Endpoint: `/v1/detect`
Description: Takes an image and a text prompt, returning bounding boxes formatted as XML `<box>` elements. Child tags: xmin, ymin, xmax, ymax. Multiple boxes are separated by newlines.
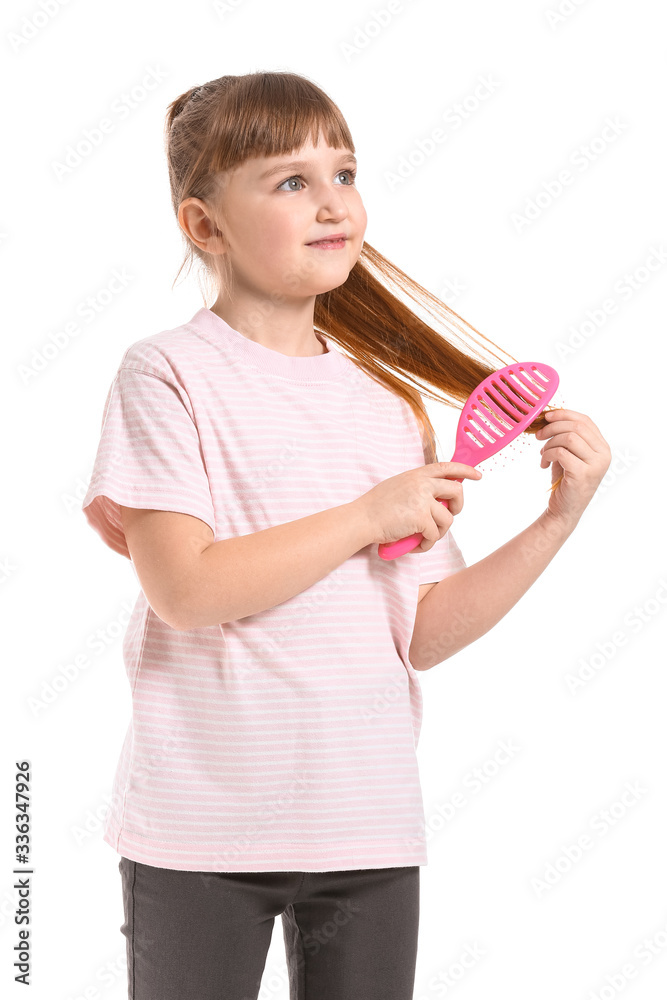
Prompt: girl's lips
<box><xmin>307</xmin><ymin>238</ymin><xmax>347</xmax><ymax>248</ymax></box>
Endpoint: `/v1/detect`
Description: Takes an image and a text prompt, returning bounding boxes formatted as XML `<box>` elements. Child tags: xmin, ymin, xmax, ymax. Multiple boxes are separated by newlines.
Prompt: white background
<box><xmin>3</xmin><ymin>0</ymin><xmax>666</xmax><ymax>998</ymax></box>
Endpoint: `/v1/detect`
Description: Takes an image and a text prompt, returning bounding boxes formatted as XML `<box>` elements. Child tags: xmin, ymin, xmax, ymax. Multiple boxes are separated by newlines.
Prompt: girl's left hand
<box><xmin>535</xmin><ymin>409</ymin><xmax>612</xmax><ymax>528</ymax></box>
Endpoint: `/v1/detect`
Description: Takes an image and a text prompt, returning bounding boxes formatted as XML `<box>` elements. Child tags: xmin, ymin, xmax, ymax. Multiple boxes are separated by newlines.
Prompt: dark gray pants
<box><xmin>119</xmin><ymin>856</ymin><xmax>420</xmax><ymax>999</ymax></box>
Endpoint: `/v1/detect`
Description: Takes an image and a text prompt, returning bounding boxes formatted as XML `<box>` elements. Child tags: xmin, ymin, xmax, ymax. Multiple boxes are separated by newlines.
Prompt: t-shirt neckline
<box><xmin>191</xmin><ymin>307</ymin><xmax>350</xmax><ymax>382</ymax></box>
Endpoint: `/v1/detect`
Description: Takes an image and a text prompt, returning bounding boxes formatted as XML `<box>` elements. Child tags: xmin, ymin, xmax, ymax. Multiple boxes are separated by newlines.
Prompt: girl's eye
<box><xmin>276</xmin><ymin>168</ymin><xmax>357</xmax><ymax>192</ymax></box>
<box><xmin>336</xmin><ymin>168</ymin><xmax>357</xmax><ymax>185</ymax></box>
<box><xmin>277</xmin><ymin>176</ymin><xmax>304</xmax><ymax>192</ymax></box>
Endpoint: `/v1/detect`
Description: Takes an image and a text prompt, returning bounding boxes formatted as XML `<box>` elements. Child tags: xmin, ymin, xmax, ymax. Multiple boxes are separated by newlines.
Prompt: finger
<box><xmin>542</xmin><ymin>410</ymin><xmax>604</xmax><ymax>442</ymax></box>
<box><xmin>430</xmin><ymin>479</ymin><xmax>463</xmax><ymax>509</ymax></box>
<box><xmin>540</xmin><ymin>447</ymin><xmax>588</xmax><ymax>477</ymax></box>
<box><xmin>544</xmin><ymin>408</ymin><xmax>597</xmax><ymax>425</ymax></box>
<box><xmin>541</xmin><ymin>433</ymin><xmax>597</xmax><ymax>464</ymax></box>
<box><xmin>414</xmin><ymin>498</ymin><xmax>453</xmax><ymax>551</ymax></box>
<box><xmin>431</xmin><ymin>495</ymin><xmax>457</xmax><ymax>526</ymax></box>
<box><xmin>415</xmin><ymin>518</ymin><xmax>439</xmax><ymax>552</ymax></box>
<box><xmin>425</xmin><ymin>462</ymin><xmax>481</xmax><ymax>479</ymax></box>
<box><xmin>538</xmin><ymin>421</ymin><xmax>601</xmax><ymax>454</ymax></box>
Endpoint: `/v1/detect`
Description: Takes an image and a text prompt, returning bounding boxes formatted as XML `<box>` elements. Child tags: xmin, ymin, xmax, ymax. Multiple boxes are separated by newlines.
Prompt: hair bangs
<box><xmin>207</xmin><ymin>73</ymin><xmax>354</xmax><ymax>174</ymax></box>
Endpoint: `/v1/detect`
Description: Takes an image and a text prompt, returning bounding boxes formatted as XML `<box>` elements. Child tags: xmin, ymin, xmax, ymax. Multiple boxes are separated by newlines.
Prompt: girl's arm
<box><xmin>408</xmin><ymin>509</ymin><xmax>573</xmax><ymax>670</ymax></box>
<box><xmin>409</xmin><ymin>408</ymin><xmax>611</xmax><ymax>671</ymax></box>
<box><xmin>121</xmin><ymin>500</ymin><xmax>373</xmax><ymax>631</ymax></box>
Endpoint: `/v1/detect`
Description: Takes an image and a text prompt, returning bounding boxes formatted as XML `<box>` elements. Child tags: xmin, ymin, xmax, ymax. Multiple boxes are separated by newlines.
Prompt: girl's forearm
<box><xmin>408</xmin><ymin>510</ymin><xmax>578</xmax><ymax>671</ymax></box>
<box><xmin>180</xmin><ymin>501</ymin><xmax>372</xmax><ymax>629</ymax></box>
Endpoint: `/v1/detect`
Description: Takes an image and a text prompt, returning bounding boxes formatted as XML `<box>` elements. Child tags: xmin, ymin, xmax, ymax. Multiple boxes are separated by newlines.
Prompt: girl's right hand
<box><xmin>354</xmin><ymin>462</ymin><xmax>482</xmax><ymax>552</ymax></box>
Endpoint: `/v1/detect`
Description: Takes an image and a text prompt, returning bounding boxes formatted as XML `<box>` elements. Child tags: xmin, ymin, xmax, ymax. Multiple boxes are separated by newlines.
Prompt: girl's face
<box><xmin>208</xmin><ymin>137</ymin><xmax>367</xmax><ymax>301</ymax></box>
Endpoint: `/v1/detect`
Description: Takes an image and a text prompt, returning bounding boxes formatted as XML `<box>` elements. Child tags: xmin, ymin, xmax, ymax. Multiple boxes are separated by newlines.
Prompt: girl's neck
<box><xmin>208</xmin><ymin>302</ymin><xmax>328</xmax><ymax>358</ymax></box>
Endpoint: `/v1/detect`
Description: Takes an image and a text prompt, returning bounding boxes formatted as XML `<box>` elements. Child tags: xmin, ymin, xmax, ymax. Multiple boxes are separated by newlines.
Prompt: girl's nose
<box><xmin>316</xmin><ymin>197</ymin><xmax>348</xmax><ymax>220</ymax></box>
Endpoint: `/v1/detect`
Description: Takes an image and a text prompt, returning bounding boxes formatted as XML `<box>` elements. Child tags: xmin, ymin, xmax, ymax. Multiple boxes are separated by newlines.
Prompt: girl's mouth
<box><xmin>306</xmin><ymin>238</ymin><xmax>347</xmax><ymax>249</ymax></box>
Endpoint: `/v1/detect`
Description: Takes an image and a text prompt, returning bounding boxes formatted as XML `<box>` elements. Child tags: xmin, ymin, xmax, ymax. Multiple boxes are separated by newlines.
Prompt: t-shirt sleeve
<box><xmin>82</xmin><ymin>366</ymin><xmax>216</xmax><ymax>560</ymax></box>
<box><xmin>416</xmin><ymin>529</ymin><xmax>467</xmax><ymax>585</ymax></box>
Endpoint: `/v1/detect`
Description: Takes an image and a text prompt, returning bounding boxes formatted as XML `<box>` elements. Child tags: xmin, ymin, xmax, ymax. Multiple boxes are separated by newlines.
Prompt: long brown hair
<box><xmin>164</xmin><ymin>71</ymin><xmax>553</xmax><ymax>463</ymax></box>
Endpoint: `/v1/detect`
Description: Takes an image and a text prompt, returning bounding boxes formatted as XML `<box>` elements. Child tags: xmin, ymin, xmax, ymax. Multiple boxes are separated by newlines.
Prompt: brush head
<box><xmin>377</xmin><ymin>361</ymin><xmax>561</xmax><ymax>561</ymax></box>
<box><xmin>451</xmin><ymin>362</ymin><xmax>559</xmax><ymax>467</ymax></box>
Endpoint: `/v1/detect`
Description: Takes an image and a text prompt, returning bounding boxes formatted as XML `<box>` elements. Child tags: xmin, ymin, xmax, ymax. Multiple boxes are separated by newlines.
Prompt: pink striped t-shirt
<box><xmin>82</xmin><ymin>306</ymin><xmax>467</xmax><ymax>873</ymax></box>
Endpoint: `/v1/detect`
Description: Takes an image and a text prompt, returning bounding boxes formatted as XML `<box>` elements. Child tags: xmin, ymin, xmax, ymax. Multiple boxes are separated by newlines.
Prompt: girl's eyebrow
<box><xmin>259</xmin><ymin>154</ymin><xmax>357</xmax><ymax>180</ymax></box>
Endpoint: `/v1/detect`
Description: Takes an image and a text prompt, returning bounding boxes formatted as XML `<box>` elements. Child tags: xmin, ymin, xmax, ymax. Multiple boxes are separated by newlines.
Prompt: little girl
<box><xmin>82</xmin><ymin>71</ymin><xmax>610</xmax><ymax>1000</ymax></box>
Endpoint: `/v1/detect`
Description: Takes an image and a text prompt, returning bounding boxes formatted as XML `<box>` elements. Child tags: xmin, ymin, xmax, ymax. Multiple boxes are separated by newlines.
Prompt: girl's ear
<box><xmin>178</xmin><ymin>197</ymin><xmax>227</xmax><ymax>255</ymax></box>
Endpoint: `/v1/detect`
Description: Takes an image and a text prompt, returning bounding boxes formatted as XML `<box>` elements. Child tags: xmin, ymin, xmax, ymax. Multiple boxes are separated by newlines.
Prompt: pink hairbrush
<box><xmin>378</xmin><ymin>361</ymin><xmax>560</xmax><ymax>560</ymax></box>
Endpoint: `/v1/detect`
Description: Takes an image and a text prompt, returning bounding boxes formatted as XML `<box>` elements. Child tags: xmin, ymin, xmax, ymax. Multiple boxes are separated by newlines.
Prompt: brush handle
<box><xmin>378</xmin><ymin>477</ymin><xmax>463</xmax><ymax>560</ymax></box>
<box><xmin>378</xmin><ymin>469</ymin><xmax>562</xmax><ymax>560</ymax></box>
